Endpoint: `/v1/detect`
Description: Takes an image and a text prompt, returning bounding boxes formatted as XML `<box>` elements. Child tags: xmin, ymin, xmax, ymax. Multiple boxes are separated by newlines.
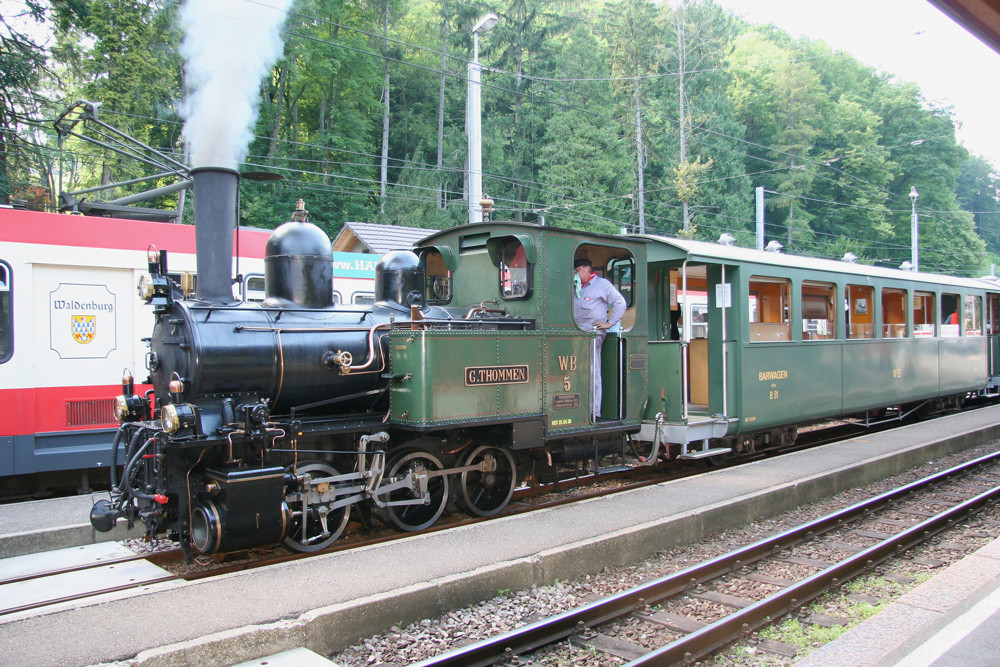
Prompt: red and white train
<box><xmin>0</xmin><ymin>206</ymin><xmax>377</xmax><ymax>497</ymax></box>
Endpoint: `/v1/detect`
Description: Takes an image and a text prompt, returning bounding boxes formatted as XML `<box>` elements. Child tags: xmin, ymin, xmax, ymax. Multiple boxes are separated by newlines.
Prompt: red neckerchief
<box><xmin>580</xmin><ymin>274</ymin><xmax>595</xmax><ymax>288</ymax></box>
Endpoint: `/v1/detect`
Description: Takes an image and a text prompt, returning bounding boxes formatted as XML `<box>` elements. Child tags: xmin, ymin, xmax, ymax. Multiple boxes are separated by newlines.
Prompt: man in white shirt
<box><xmin>573</xmin><ymin>258</ymin><xmax>627</xmax><ymax>419</ymax></box>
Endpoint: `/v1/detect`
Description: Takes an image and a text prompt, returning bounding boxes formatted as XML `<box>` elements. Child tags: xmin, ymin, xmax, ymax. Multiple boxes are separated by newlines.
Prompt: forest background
<box><xmin>3</xmin><ymin>0</ymin><xmax>1000</xmax><ymax>277</ymax></box>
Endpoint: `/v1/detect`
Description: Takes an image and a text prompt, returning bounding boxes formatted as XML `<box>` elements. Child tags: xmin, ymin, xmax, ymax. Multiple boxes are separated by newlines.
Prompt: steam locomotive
<box><xmin>92</xmin><ymin>168</ymin><xmax>1000</xmax><ymax>560</ymax></box>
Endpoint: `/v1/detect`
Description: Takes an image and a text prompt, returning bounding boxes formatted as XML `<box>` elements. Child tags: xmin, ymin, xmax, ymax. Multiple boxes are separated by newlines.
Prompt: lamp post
<box><xmin>468</xmin><ymin>12</ymin><xmax>498</xmax><ymax>224</ymax></box>
<box><xmin>909</xmin><ymin>186</ymin><xmax>919</xmax><ymax>272</ymax></box>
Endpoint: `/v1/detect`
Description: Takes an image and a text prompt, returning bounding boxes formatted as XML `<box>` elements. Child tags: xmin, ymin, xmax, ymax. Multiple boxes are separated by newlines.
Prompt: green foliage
<box><xmin>3</xmin><ymin>0</ymin><xmax>998</xmax><ymax>276</ymax></box>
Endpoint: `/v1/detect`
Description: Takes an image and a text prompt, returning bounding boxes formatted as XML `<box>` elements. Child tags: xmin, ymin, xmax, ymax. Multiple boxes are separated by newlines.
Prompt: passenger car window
<box><xmin>0</xmin><ymin>261</ymin><xmax>10</xmax><ymax>363</ymax></box>
<box><xmin>802</xmin><ymin>282</ymin><xmax>836</xmax><ymax>340</ymax></box>
<box><xmin>881</xmin><ymin>288</ymin><xmax>908</xmax><ymax>338</ymax></box>
<box><xmin>846</xmin><ymin>284</ymin><xmax>874</xmax><ymax>339</ymax></box>
<box><xmin>941</xmin><ymin>293</ymin><xmax>960</xmax><ymax>337</ymax></box>
<box><xmin>914</xmin><ymin>292</ymin><xmax>935</xmax><ymax>336</ymax></box>
<box><xmin>749</xmin><ymin>276</ymin><xmax>790</xmax><ymax>341</ymax></box>
<box><xmin>964</xmin><ymin>295</ymin><xmax>983</xmax><ymax>336</ymax></box>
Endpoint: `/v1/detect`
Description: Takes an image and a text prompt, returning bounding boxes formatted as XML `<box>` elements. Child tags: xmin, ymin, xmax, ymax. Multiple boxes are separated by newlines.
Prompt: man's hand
<box><xmin>594</xmin><ymin>321</ymin><xmax>614</xmax><ymax>330</ymax></box>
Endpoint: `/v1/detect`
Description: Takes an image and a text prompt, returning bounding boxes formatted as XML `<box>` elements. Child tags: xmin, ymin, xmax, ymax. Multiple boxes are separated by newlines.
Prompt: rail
<box><xmin>409</xmin><ymin>449</ymin><xmax>1000</xmax><ymax>666</ymax></box>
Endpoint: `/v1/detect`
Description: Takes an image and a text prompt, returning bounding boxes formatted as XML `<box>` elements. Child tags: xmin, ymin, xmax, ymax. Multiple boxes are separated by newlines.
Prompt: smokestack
<box><xmin>191</xmin><ymin>167</ymin><xmax>239</xmax><ymax>303</ymax></box>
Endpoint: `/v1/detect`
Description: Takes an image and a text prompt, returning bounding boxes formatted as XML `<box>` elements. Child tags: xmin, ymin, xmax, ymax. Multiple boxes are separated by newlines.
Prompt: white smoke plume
<box><xmin>179</xmin><ymin>0</ymin><xmax>294</xmax><ymax>169</ymax></box>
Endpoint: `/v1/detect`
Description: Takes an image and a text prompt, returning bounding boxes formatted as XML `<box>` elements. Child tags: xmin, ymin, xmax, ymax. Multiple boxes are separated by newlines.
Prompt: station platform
<box><xmin>1</xmin><ymin>406</ymin><xmax>999</xmax><ymax>667</ymax></box>
<box><xmin>798</xmin><ymin>535</ymin><xmax>1000</xmax><ymax>666</ymax></box>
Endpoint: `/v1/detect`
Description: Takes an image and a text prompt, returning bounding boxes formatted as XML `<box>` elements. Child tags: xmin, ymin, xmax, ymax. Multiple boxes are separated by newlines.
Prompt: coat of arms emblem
<box><xmin>71</xmin><ymin>315</ymin><xmax>96</xmax><ymax>344</ymax></box>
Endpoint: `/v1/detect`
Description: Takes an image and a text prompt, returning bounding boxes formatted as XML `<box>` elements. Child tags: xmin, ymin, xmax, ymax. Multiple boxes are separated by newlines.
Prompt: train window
<box><xmin>941</xmin><ymin>293</ymin><xmax>960</xmax><ymax>337</ymax></box>
<box><xmin>913</xmin><ymin>292</ymin><xmax>935</xmax><ymax>336</ymax></box>
<box><xmin>748</xmin><ymin>276</ymin><xmax>790</xmax><ymax>342</ymax></box>
<box><xmin>608</xmin><ymin>259</ymin><xmax>635</xmax><ymax>308</ymax></box>
<box><xmin>964</xmin><ymin>295</ymin><xmax>983</xmax><ymax>336</ymax></box>
<box><xmin>0</xmin><ymin>261</ymin><xmax>10</xmax><ymax>364</ymax></box>
<box><xmin>242</xmin><ymin>274</ymin><xmax>265</xmax><ymax>302</ymax></box>
<box><xmin>881</xmin><ymin>288</ymin><xmax>908</xmax><ymax>338</ymax></box>
<box><xmin>846</xmin><ymin>284</ymin><xmax>874</xmax><ymax>339</ymax></box>
<box><xmin>802</xmin><ymin>282</ymin><xmax>836</xmax><ymax>340</ymax></box>
<box><xmin>353</xmin><ymin>293</ymin><xmax>375</xmax><ymax>305</ymax></box>
<box><xmin>421</xmin><ymin>248</ymin><xmax>452</xmax><ymax>305</ymax></box>
<box><xmin>332</xmin><ymin>291</ymin><xmax>343</xmax><ymax>305</ymax></box>
<box><xmin>498</xmin><ymin>238</ymin><xmax>531</xmax><ymax>300</ymax></box>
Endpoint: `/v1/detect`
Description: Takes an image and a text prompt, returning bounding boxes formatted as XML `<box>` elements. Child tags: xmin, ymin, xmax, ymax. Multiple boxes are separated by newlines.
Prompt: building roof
<box><xmin>930</xmin><ymin>0</ymin><xmax>1000</xmax><ymax>54</ymax></box>
<box><xmin>331</xmin><ymin>221</ymin><xmax>437</xmax><ymax>254</ymax></box>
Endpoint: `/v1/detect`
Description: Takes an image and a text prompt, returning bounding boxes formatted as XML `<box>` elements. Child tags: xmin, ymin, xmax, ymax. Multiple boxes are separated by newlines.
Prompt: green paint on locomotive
<box><xmin>395</xmin><ymin>223</ymin><xmax>650</xmax><ymax>435</ymax></box>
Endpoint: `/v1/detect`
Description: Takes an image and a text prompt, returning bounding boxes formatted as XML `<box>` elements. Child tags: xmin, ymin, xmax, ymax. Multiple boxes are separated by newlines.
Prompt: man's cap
<box><xmin>574</xmin><ymin>258</ymin><xmax>592</xmax><ymax>269</ymax></box>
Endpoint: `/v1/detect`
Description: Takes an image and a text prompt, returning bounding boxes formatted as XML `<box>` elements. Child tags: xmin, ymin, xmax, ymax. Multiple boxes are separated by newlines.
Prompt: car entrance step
<box><xmin>678</xmin><ymin>446</ymin><xmax>731</xmax><ymax>460</ymax></box>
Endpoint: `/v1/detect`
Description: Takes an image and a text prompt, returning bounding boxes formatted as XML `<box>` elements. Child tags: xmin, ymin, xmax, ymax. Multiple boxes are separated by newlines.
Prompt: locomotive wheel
<box><xmin>458</xmin><ymin>445</ymin><xmax>516</xmax><ymax>517</ymax></box>
<box><xmin>380</xmin><ymin>450</ymin><xmax>449</xmax><ymax>532</ymax></box>
<box><xmin>283</xmin><ymin>461</ymin><xmax>350</xmax><ymax>553</ymax></box>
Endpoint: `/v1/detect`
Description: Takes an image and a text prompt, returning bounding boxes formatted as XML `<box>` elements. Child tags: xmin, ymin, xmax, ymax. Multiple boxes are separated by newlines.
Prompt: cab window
<box><xmin>802</xmin><ymin>282</ymin><xmax>836</xmax><ymax>340</ymax></box>
<box><xmin>421</xmin><ymin>248</ymin><xmax>452</xmax><ymax>305</ymax></box>
<box><xmin>846</xmin><ymin>284</ymin><xmax>874</xmax><ymax>339</ymax></box>
<box><xmin>608</xmin><ymin>258</ymin><xmax>635</xmax><ymax>308</ymax></box>
<box><xmin>881</xmin><ymin>288</ymin><xmax>908</xmax><ymax>338</ymax></box>
<box><xmin>749</xmin><ymin>276</ymin><xmax>790</xmax><ymax>341</ymax></box>
<box><xmin>0</xmin><ymin>261</ymin><xmax>10</xmax><ymax>363</ymax></box>
<box><xmin>964</xmin><ymin>295</ymin><xmax>983</xmax><ymax>336</ymax></box>
<box><xmin>498</xmin><ymin>239</ymin><xmax>531</xmax><ymax>300</ymax></box>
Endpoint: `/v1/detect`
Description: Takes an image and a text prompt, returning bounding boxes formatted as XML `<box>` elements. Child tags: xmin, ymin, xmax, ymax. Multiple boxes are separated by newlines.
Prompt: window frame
<box><xmin>913</xmin><ymin>291</ymin><xmax>935</xmax><ymax>337</ymax></box>
<box><xmin>801</xmin><ymin>280</ymin><xmax>837</xmax><ymax>341</ymax></box>
<box><xmin>497</xmin><ymin>238</ymin><xmax>532</xmax><ymax>301</ymax></box>
<box><xmin>881</xmin><ymin>287</ymin><xmax>909</xmax><ymax>338</ymax></box>
<box><xmin>964</xmin><ymin>294</ymin><xmax>983</xmax><ymax>336</ymax></box>
<box><xmin>846</xmin><ymin>284</ymin><xmax>875</xmax><ymax>339</ymax></box>
<box><xmin>748</xmin><ymin>275</ymin><xmax>790</xmax><ymax>342</ymax></box>
<box><xmin>0</xmin><ymin>260</ymin><xmax>10</xmax><ymax>364</ymax></box>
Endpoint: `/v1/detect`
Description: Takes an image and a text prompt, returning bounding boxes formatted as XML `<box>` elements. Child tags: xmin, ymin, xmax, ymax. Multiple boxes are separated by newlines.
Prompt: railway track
<box><xmin>0</xmin><ymin>542</ymin><xmax>180</xmax><ymax>617</ymax></box>
<box><xmin>406</xmin><ymin>449</ymin><xmax>1000</xmax><ymax>666</ymax></box>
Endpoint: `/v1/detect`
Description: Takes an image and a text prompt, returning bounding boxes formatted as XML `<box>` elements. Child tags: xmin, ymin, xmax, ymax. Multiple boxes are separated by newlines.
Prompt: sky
<box><xmin>712</xmin><ymin>0</ymin><xmax>1000</xmax><ymax>168</ymax></box>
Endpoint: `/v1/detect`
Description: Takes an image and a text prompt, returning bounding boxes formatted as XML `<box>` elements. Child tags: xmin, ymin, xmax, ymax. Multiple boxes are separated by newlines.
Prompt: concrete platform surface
<box><xmin>231</xmin><ymin>648</ymin><xmax>336</xmax><ymax>667</ymax></box>
<box><xmin>0</xmin><ymin>493</ymin><xmax>141</xmax><ymax>559</ymax></box>
<box><xmin>0</xmin><ymin>406</ymin><xmax>999</xmax><ymax>667</ymax></box>
<box><xmin>797</xmin><ymin>536</ymin><xmax>1000</xmax><ymax>666</ymax></box>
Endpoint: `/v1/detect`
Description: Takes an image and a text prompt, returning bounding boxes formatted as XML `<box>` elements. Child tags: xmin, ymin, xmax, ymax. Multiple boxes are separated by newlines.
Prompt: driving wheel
<box><xmin>458</xmin><ymin>445</ymin><xmax>516</xmax><ymax>517</ymax></box>
<box><xmin>283</xmin><ymin>461</ymin><xmax>350</xmax><ymax>552</ymax></box>
<box><xmin>380</xmin><ymin>450</ymin><xmax>450</xmax><ymax>532</ymax></box>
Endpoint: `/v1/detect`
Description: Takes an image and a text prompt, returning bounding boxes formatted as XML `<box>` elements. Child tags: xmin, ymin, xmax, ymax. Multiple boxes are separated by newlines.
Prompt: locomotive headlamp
<box><xmin>137</xmin><ymin>268</ymin><xmax>173</xmax><ymax>311</ymax></box>
<box><xmin>160</xmin><ymin>402</ymin><xmax>196</xmax><ymax>434</ymax></box>
<box><xmin>113</xmin><ymin>394</ymin><xmax>146</xmax><ymax>422</ymax></box>
<box><xmin>114</xmin><ymin>369</ymin><xmax>146</xmax><ymax>422</ymax></box>
<box><xmin>137</xmin><ymin>274</ymin><xmax>155</xmax><ymax>301</ymax></box>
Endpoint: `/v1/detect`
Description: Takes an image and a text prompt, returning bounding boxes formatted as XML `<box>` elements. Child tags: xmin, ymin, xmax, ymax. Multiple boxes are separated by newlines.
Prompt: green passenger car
<box><xmin>640</xmin><ymin>235</ymin><xmax>999</xmax><ymax>458</ymax></box>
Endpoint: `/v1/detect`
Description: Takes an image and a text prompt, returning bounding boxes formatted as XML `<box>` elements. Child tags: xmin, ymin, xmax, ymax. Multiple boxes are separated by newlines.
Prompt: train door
<box><xmin>654</xmin><ymin>261</ymin><xmax>733</xmax><ymax>421</ymax></box>
<box><xmin>572</xmin><ymin>244</ymin><xmax>638</xmax><ymax>423</ymax></box>
<box><xmin>987</xmin><ymin>292</ymin><xmax>1000</xmax><ymax>393</ymax></box>
<box><xmin>671</xmin><ymin>264</ymin><xmax>711</xmax><ymax>414</ymax></box>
